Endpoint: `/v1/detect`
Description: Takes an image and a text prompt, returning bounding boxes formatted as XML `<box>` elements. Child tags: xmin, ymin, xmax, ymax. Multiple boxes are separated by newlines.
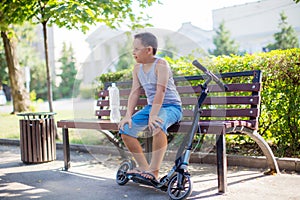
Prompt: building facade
<box><xmin>69</xmin><ymin>0</ymin><xmax>300</xmax><ymax>86</ymax></box>
<box><xmin>212</xmin><ymin>0</ymin><xmax>300</xmax><ymax>53</ymax></box>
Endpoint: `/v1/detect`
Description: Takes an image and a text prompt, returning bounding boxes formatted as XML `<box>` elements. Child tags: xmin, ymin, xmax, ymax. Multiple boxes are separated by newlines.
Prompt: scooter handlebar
<box><xmin>192</xmin><ymin>60</ymin><xmax>208</xmax><ymax>73</ymax></box>
<box><xmin>192</xmin><ymin>60</ymin><xmax>228</xmax><ymax>91</ymax></box>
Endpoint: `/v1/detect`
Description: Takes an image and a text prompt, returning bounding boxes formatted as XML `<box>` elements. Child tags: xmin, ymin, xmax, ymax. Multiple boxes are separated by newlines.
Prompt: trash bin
<box><xmin>17</xmin><ymin>112</ymin><xmax>57</xmax><ymax>164</ymax></box>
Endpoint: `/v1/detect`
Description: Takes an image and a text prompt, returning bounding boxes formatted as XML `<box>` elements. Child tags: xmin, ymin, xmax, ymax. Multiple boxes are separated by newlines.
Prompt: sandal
<box><xmin>126</xmin><ymin>168</ymin><xmax>142</xmax><ymax>176</ymax></box>
<box><xmin>140</xmin><ymin>171</ymin><xmax>159</xmax><ymax>183</ymax></box>
<box><xmin>131</xmin><ymin>171</ymin><xmax>159</xmax><ymax>186</ymax></box>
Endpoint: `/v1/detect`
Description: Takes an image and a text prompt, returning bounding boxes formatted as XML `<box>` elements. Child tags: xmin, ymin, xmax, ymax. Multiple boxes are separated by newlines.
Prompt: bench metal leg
<box><xmin>242</xmin><ymin>129</ymin><xmax>280</xmax><ymax>174</ymax></box>
<box><xmin>62</xmin><ymin>128</ymin><xmax>70</xmax><ymax>171</ymax></box>
<box><xmin>216</xmin><ymin>134</ymin><xmax>227</xmax><ymax>193</ymax></box>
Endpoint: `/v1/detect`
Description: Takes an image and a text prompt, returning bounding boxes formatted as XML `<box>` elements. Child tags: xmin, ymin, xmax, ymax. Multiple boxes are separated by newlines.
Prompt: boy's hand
<box><xmin>118</xmin><ymin>116</ymin><xmax>132</xmax><ymax>131</ymax></box>
<box><xmin>148</xmin><ymin>115</ymin><xmax>163</xmax><ymax>131</ymax></box>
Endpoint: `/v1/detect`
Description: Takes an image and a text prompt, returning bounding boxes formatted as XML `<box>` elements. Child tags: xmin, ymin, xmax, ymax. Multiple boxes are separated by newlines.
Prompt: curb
<box><xmin>1</xmin><ymin>138</ymin><xmax>299</xmax><ymax>172</ymax></box>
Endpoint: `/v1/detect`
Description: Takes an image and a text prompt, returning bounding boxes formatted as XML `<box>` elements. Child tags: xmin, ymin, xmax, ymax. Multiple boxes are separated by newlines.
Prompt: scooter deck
<box><xmin>128</xmin><ymin>174</ymin><xmax>158</xmax><ymax>186</ymax></box>
<box><xmin>127</xmin><ymin>174</ymin><xmax>168</xmax><ymax>191</ymax></box>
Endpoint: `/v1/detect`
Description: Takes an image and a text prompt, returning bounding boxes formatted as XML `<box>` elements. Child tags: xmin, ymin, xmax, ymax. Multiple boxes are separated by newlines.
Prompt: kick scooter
<box><xmin>116</xmin><ymin>60</ymin><xmax>227</xmax><ymax>200</ymax></box>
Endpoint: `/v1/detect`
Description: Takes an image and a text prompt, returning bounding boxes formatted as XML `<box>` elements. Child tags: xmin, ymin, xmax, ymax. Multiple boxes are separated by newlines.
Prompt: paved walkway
<box><xmin>1</xmin><ymin>144</ymin><xmax>300</xmax><ymax>200</ymax></box>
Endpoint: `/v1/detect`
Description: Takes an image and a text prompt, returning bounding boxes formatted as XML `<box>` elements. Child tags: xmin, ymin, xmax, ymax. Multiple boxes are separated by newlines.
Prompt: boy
<box><xmin>118</xmin><ymin>32</ymin><xmax>182</xmax><ymax>181</ymax></box>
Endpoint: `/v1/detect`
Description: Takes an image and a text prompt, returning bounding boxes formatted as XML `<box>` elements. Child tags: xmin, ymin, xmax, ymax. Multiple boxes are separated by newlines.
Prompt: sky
<box><xmin>132</xmin><ymin>0</ymin><xmax>259</xmax><ymax>31</ymax></box>
<box><xmin>54</xmin><ymin>0</ymin><xmax>259</xmax><ymax>63</ymax></box>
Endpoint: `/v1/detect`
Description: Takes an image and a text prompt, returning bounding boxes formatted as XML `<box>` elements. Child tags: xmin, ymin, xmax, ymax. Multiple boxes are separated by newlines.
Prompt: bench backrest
<box><xmin>96</xmin><ymin>70</ymin><xmax>262</xmax><ymax>130</ymax></box>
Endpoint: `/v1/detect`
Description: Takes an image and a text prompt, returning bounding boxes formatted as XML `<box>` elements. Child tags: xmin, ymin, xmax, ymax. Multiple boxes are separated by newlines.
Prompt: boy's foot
<box><xmin>126</xmin><ymin>168</ymin><xmax>143</xmax><ymax>176</ymax></box>
<box><xmin>140</xmin><ymin>171</ymin><xmax>158</xmax><ymax>181</ymax></box>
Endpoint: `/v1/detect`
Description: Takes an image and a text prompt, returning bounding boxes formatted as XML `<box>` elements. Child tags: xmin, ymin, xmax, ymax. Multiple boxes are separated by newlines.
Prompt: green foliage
<box><xmin>30</xmin><ymin>61</ymin><xmax>48</xmax><ymax>100</ymax></box>
<box><xmin>28</xmin><ymin>0</ymin><xmax>159</xmax><ymax>32</ymax></box>
<box><xmin>11</xmin><ymin>23</ymin><xmax>49</xmax><ymax>100</ymax></box>
<box><xmin>166</xmin><ymin>55</ymin><xmax>212</xmax><ymax>77</ymax></box>
<box><xmin>157</xmin><ymin>37</ymin><xmax>178</xmax><ymax>58</ymax></box>
<box><xmin>1</xmin><ymin>0</ymin><xmax>160</xmax><ymax>112</ymax></box>
<box><xmin>212</xmin><ymin>49</ymin><xmax>300</xmax><ymax>157</ymax></box>
<box><xmin>116</xmin><ymin>52</ymin><xmax>135</xmax><ymax>71</ymax></box>
<box><xmin>115</xmin><ymin>34</ymin><xmax>179</xmax><ymax>72</ymax></box>
<box><xmin>79</xmin><ymin>85</ymin><xmax>95</xmax><ymax>99</ymax></box>
<box><xmin>0</xmin><ymin>1</ymin><xmax>32</xmax><ymax>31</ymax></box>
<box><xmin>14</xmin><ymin>23</ymin><xmax>38</xmax><ymax>66</ymax></box>
<box><xmin>1</xmin><ymin>22</ymin><xmax>48</xmax><ymax>100</ymax></box>
<box><xmin>96</xmin><ymin>68</ymin><xmax>132</xmax><ymax>90</ymax></box>
<box><xmin>209</xmin><ymin>21</ymin><xmax>240</xmax><ymax>56</ymax></box>
<box><xmin>116</xmin><ymin>34</ymin><xmax>135</xmax><ymax>71</ymax></box>
<box><xmin>265</xmin><ymin>12</ymin><xmax>299</xmax><ymax>51</ymax></box>
<box><xmin>0</xmin><ymin>51</ymin><xmax>8</xmax><ymax>83</ymax></box>
<box><xmin>97</xmin><ymin>49</ymin><xmax>300</xmax><ymax>157</ymax></box>
<box><xmin>56</xmin><ymin>42</ymin><xmax>80</xmax><ymax>99</ymax></box>
<box><xmin>28</xmin><ymin>90</ymin><xmax>44</xmax><ymax>112</ymax></box>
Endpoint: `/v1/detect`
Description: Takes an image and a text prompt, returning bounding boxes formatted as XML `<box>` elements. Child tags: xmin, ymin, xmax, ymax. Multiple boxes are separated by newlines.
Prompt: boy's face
<box><xmin>132</xmin><ymin>38</ymin><xmax>152</xmax><ymax>63</ymax></box>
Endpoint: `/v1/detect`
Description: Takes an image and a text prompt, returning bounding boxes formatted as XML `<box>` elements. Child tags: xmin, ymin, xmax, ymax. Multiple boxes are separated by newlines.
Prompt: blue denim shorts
<box><xmin>119</xmin><ymin>104</ymin><xmax>182</xmax><ymax>138</ymax></box>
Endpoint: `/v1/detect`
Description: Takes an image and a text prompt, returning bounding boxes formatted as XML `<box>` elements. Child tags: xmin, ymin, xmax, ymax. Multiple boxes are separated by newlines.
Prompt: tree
<box><xmin>209</xmin><ymin>21</ymin><xmax>239</xmax><ymax>56</ymax></box>
<box><xmin>0</xmin><ymin>47</ymin><xmax>8</xmax><ymax>83</ymax></box>
<box><xmin>14</xmin><ymin>23</ymin><xmax>48</xmax><ymax>100</ymax></box>
<box><xmin>157</xmin><ymin>36</ymin><xmax>177</xmax><ymax>58</ymax></box>
<box><xmin>0</xmin><ymin>46</ymin><xmax>11</xmax><ymax>101</ymax></box>
<box><xmin>56</xmin><ymin>42</ymin><xmax>79</xmax><ymax>99</ymax></box>
<box><xmin>116</xmin><ymin>33</ymin><xmax>135</xmax><ymax>71</ymax></box>
<box><xmin>27</xmin><ymin>0</ymin><xmax>159</xmax><ymax>112</ymax></box>
<box><xmin>0</xmin><ymin>1</ymin><xmax>31</xmax><ymax>113</ymax></box>
<box><xmin>1</xmin><ymin>0</ymin><xmax>159</xmax><ymax>113</ymax></box>
<box><xmin>265</xmin><ymin>12</ymin><xmax>299</xmax><ymax>51</ymax></box>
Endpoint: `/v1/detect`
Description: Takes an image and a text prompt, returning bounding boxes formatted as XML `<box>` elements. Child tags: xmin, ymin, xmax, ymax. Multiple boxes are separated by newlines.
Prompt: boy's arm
<box><xmin>149</xmin><ymin>60</ymin><xmax>169</xmax><ymax>130</ymax></box>
<box><xmin>126</xmin><ymin>64</ymin><xmax>141</xmax><ymax>117</ymax></box>
<box><xmin>118</xmin><ymin>64</ymin><xmax>141</xmax><ymax>130</ymax></box>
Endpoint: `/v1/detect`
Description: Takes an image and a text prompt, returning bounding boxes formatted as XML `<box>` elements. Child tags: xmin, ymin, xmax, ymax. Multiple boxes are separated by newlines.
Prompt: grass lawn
<box><xmin>0</xmin><ymin>108</ymin><xmax>107</xmax><ymax>145</ymax></box>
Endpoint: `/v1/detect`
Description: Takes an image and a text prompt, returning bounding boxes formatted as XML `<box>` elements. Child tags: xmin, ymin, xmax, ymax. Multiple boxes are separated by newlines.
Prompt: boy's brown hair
<box><xmin>134</xmin><ymin>32</ymin><xmax>158</xmax><ymax>55</ymax></box>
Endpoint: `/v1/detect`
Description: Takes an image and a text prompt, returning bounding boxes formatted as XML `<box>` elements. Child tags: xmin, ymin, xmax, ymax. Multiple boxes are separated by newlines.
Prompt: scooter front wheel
<box><xmin>167</xmin><ymin>173</ymin><xmax>192</xmax><ymax>200</ymax></box>
<box><xmin>116</xmin><ymin>159</ymin><xmax>135</xmax><ymax>185</ymax></box>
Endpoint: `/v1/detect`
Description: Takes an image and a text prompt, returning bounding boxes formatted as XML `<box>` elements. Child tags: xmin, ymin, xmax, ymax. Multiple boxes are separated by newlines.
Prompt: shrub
<box><xmin>96</xmin><ymin>49</ymin><xmax>300</xmax><ymax>157</ymax></box>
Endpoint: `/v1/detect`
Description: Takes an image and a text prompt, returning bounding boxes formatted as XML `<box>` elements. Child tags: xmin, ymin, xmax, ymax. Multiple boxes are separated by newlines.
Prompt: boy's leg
<box><xmin>121</xmin><ymin>134</ymin><xmax>149</xmax><ymax>171</ymax></box>
<box><xmin>145</xmin><ymin>128</ymin><xmax>168</xmax><ymax>179</ymax></box>
<box><xmin>120</xmin><ymin>106</ymin><xmax>151</xmax><ymax>172</ymax></box>
<box><xmin>142</xmin><ymin>105</ymin><xmax>181</xmax><ymax>179</ymax></box>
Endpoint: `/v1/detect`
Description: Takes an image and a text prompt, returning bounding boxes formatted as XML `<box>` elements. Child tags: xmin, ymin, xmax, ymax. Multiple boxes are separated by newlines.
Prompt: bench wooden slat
<box><xmin>57</xmin><ymin>119</ymin><xmax>118</xmax><ymax>130</ymax></box>
<box><xmin>98</xmin><ymin>83</ymin><xmax>262</xmax><ymax>98</ymax></box>
<box><xmin>57</xmin><ymin>119</ymin><xmax>256</xmax><ymax>134</ymax></box>
<box><xmin>95</xmin><ymin>108</ymin><xmax>259</xmax><ymax>118</ymax></box>
<box><xmin>176</xmin><ymin>83</ymin><xmax>261</xmax><ymax>93</ymax></box>
<box><xmin>182</xmin><ymin>108</ymin><xmax>259</xmax><ymax>117</ymax></box>
<box><xmin>97</xmin><ymin>96</ymin><xmax>260</xmax><ymax>107</ymax></box>
<box><xmin>181</xmin><ymin>96</ymin><xmax>260</xmax><ymax>105</ymax></box>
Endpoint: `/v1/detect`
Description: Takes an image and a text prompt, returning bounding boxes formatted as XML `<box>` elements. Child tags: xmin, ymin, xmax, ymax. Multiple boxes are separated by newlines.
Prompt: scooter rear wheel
<box><xmin>167</xmin><ymin>173</ymin><xmax>192</xmax><ymax>200</ymax></box>
<box><xmin>116</xmin><ymin>159</ymin><xmax>135</xmax><ymax>185</ymax></box>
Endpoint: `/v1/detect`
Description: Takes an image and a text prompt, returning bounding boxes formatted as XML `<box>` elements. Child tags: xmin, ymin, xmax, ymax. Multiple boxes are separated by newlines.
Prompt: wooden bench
<box><xmin>57</xmin><ymin>69</ymin><xmax>279</xmax><ymax>193</ymax></box>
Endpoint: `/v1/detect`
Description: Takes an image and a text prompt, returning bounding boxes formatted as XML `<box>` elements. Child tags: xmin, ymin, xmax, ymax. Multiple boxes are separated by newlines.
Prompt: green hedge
<box><xmin>97</xmin><ymin>48</ymin><xmax>300</xmax><ymax>157</ymax></box>
<box><xmin>211</xmin><ymin>49</ymin><xmax>300</xmax><ymax>157</ymax></box>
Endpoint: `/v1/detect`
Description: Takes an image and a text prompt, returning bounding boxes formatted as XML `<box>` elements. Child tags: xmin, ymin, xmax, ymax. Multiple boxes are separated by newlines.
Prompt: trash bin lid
<box><xmin>17</xmin><ymin>112</ymin><xmax>56</xmax><ymax>119</ymax></box>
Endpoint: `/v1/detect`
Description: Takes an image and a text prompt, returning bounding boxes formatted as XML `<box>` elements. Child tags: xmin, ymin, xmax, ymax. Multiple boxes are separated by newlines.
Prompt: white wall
<box><xmin>212</xmin><ymin>0</ymin><xmax>300</xmax><ymax>52</ymax></box>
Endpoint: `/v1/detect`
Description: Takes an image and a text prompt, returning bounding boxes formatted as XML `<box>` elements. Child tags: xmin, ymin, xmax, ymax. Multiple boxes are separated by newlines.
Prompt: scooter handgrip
<box><xmin>211</xmin><ymin>73</ymin><xmax>228</xmax><ymax>91</ymax></box>
<box><xmin>192</xmin><ymin>60</ymin><xmax>228</xmax><ymax>91</ymax></box>
<box><xmin>192</xmin><ymin>60</ymin><xmax>208</xmax><ymax>73</ymax></box>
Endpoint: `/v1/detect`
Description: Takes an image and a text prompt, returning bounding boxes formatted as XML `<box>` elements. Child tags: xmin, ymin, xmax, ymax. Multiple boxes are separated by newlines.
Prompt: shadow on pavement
<box><xmin>1</xmin><ymin>144</ymin><xmax>300</xmax><ymax>200</ymax></box>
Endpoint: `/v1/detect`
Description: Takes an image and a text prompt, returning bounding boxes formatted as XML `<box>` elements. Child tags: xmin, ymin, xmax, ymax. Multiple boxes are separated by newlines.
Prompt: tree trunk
<box><xmin>42</xmin><ymin>22</ymin><xmax>53</xmax><ymax>112</ymax></box>
<box><xmin>1</xmin><ymin>31</ymin><xmax>29</xmax><ymax>114</ymax></box>
<box><xmin>42</xmin><ymin>23</ymin><xmax>60</xmax><ymax>140</ymax></box>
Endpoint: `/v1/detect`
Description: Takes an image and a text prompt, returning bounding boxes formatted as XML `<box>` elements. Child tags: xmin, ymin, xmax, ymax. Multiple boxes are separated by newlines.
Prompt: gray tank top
<box><xmin>137</xmin><ymin>57</ymin><xmax>182</xmax><ymax>106</ymax></box>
